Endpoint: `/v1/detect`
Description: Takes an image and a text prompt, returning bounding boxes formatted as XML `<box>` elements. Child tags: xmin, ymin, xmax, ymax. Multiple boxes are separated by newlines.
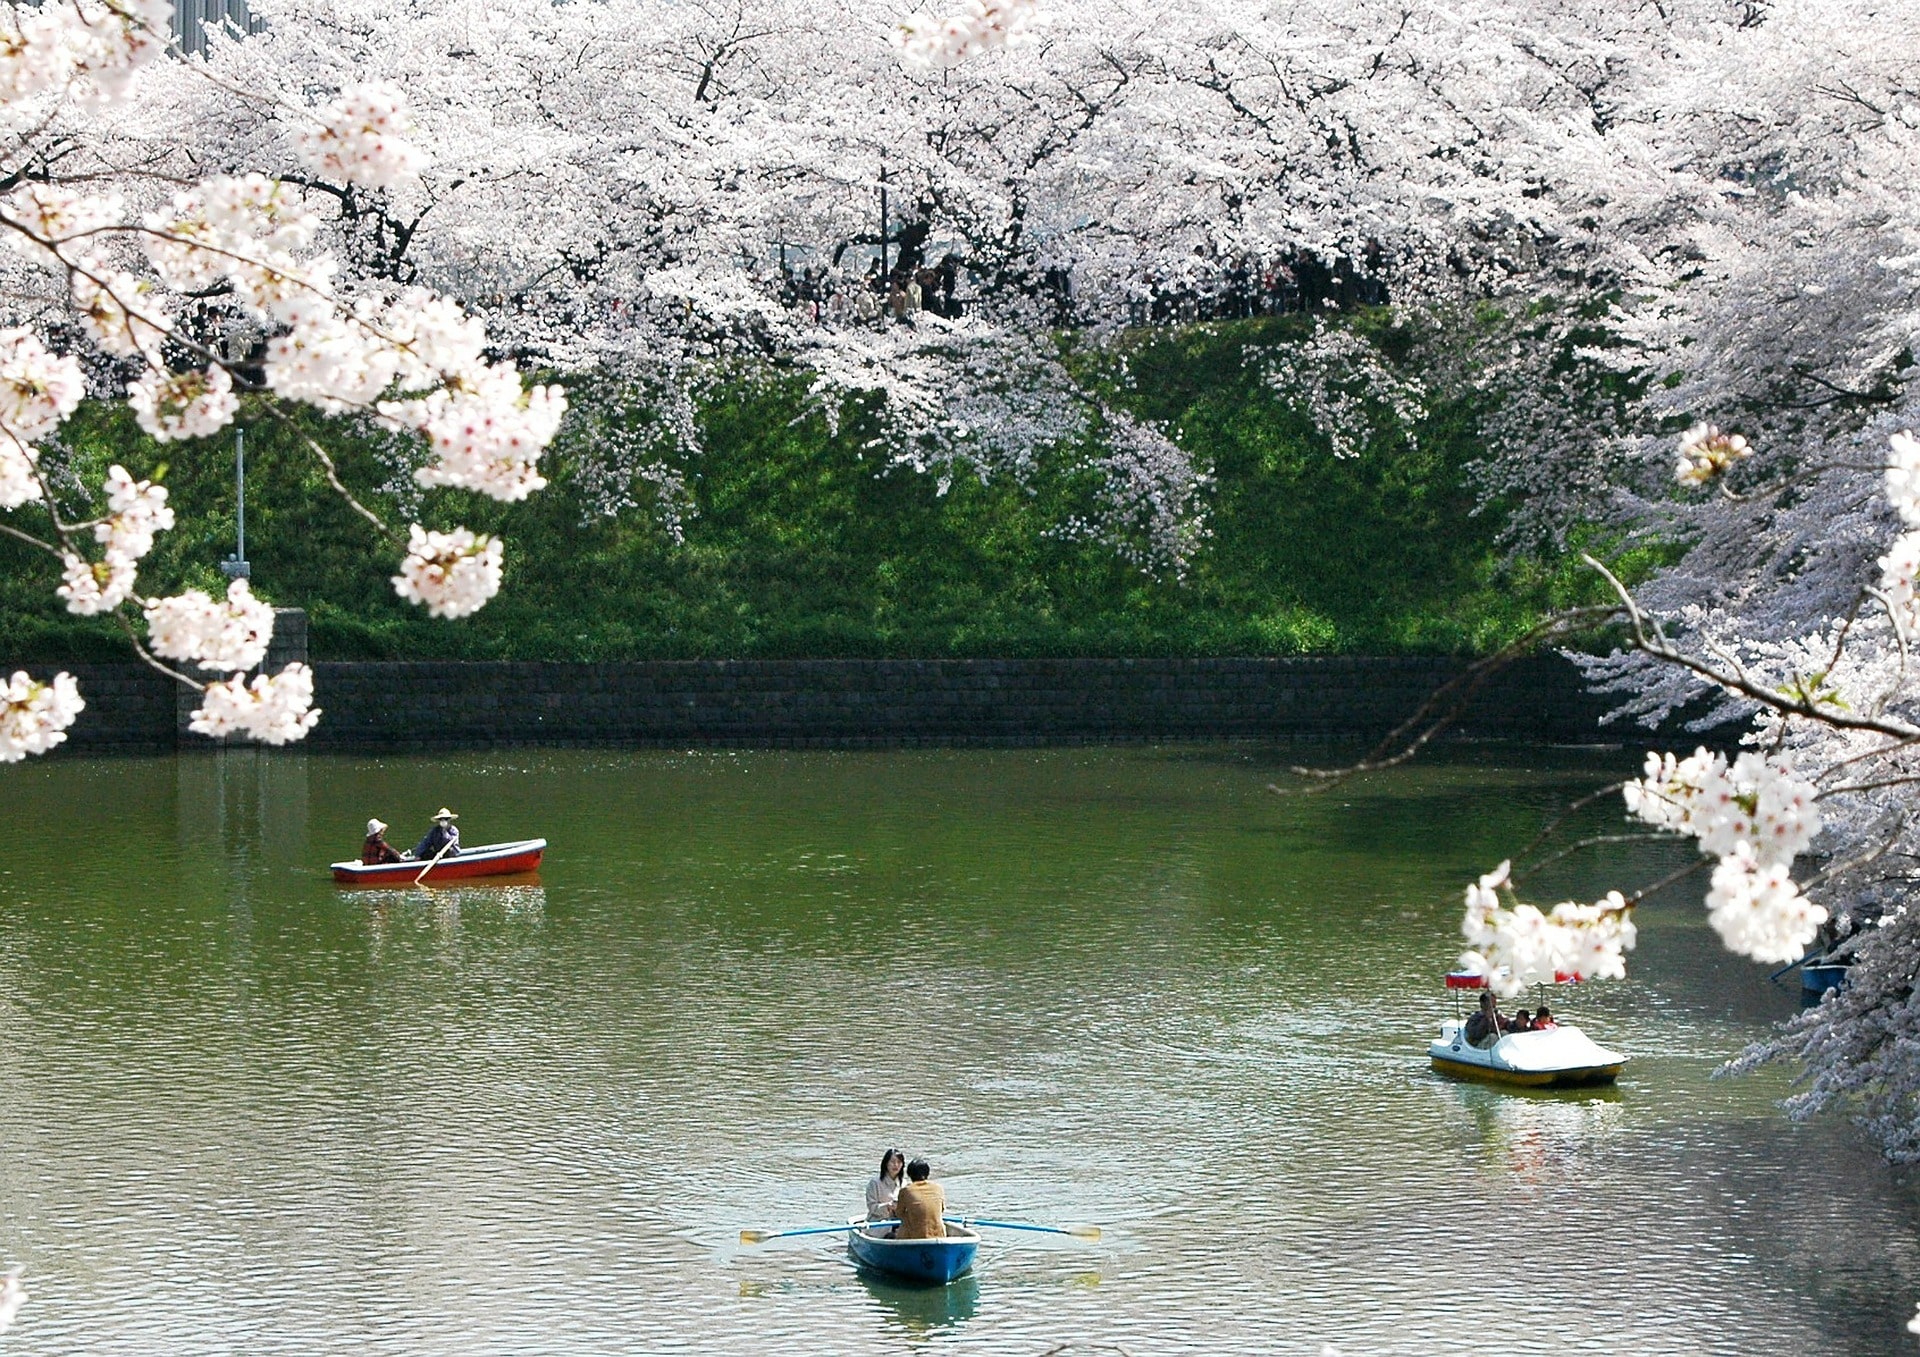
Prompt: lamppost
<box><xmin>218</xmin><ymin>427</ymin><xmax>249</xmax><ymax>581</ymax></box>
<box><xmin>878</xmin><ymin>154</ymin><xmax>889</xmax><ymax>279</ymax></box>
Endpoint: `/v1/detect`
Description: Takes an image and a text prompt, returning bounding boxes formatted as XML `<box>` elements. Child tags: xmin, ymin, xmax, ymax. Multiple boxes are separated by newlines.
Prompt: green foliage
<box><xmin>0</xmin><ymin>325</ymin><xmax>1610</xmax><ymax>662</ymax></box>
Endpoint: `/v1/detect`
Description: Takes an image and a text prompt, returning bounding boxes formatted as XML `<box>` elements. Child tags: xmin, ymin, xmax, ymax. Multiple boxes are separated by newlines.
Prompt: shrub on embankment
<box><xmin>0</xmin><ymin>318</ymin><xmax>1642</xmax><ymax>663</ymax></box>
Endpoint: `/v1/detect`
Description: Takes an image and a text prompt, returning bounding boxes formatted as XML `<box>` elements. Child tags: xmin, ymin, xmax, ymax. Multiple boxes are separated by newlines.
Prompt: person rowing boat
<box><xmin>413</xmin><ymin>808</ymin><xmax>461</xmax><ymax>861</ymax></box>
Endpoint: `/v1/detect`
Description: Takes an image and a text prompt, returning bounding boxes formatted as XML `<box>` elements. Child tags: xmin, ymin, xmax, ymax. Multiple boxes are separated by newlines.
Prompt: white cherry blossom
<box><xmin>142</xmin><ymin>174</ymin><xmax>330</xmax><ymax>318</ymax></box>
<box><xmin>1624</xmin><ymin>749</ymin><xmax>1819</xmax><ymax>868</ymax></box>
<box><xmin>0</xmin><ymin>183</ymin><xmax>123</xmax><ymax>266</ymax></box>
<box><xmin>0</xmin><ymin>671</ymin><xmax>83</xmax><ymax>763</ymax></box>
<box><xmin>128</xmin><ymin>365</ymin><xmax>239</xmax><ymax>443</ymax></box>
<box><xmin>395</xmin><ymin>368</ymin><xmax>564</xmax><ymax>502</ymax></box>
<box><xmin>71</xmin><ymin>270</ymin><xmax>170</xmax><ymax>360</ymax></box>
<box><xmin>95</xmin><ymin>464</ymin><xmax>174</xmax><ymax>560</ymax></box>
<box><xmin>144</xmin><ymin>580</ymin><xmax>276</xmax><ymax>673</ymax></box>
<box><xmin>54</xmin><ymin>549</ymin><xmax>136</xmax><ymax>615</ymax></box>
<box><xmin>392</xmin><ymin>524</ymin><xmax>504</xmax><ymax>618</ymax></box>
<box><xmin>296</xmin><ymin>82</ymin><xmax>428</xmax><ymax>189</ymax></box>
<box><xmin>1705</xmin><ymin>845</ymin><xmax>1827</xmax><ymax>965</ymax></box>
<box><xmin>1879</xmin><ymin>530</ymin><xmax>1920</xmax><ymax>630</ymax></box>
<box><xmin>0</xmin><ymin>0</ymin><xmax>168</xmax><ymax>105</ymax></box>
<box><xmin>0</xmin><ymin>439</ymin><xmax>41</xmax><ymax>511</ymax></box>
<box><xmin>1457</xmin><ymin>864</ymin><xmax>1636</xmax><ymax>998</ymax></box>
<box><xmin>1674</xmin><ymin>424</ymin><xmax>1752</xmax><ymax>487</ymax></box>
<box><xmin>896</xmin><ymin>0</ymin><xmax>1039</xmax><ymax>68</ymax></box>
<box><xmin>189</xmin><ymin>663</ymin><xmax>320</xmax><ymax>745</ymax></box>
<box><xmin>0</xmin><ymin>328</ymin><xmax>84</xmax><ymax>448</ymax></box>
<box><xmin>1886</xmin><ymin>431</ymin><xmax>1920</xmax><ymax>527</ymax></box>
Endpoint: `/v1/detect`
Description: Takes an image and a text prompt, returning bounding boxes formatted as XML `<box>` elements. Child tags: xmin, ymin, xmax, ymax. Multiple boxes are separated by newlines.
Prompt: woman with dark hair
<box><xmin>865</xmin><ymin>1148</ymin><xmax>907</xmax><ymax>1220</ymax></box>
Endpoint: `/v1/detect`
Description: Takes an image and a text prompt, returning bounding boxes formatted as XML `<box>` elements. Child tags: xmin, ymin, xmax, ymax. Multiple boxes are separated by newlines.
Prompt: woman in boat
<box><xmin>362</xmin><ymin>819</ymin><xmax>405</xmax><ymax>865</ymax></box>
<box><xmin>1533</xmin><ymin>1004</ymin><xmax>1557</xmax><ymax>1029</ymax></box>
<box><xmin>866</xmin><ymin>1148</ymin><xmax>907</xmax><ymax>1220</ymax></box>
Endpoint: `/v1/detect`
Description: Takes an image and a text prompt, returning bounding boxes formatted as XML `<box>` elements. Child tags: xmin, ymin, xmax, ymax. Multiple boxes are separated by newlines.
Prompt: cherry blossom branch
<box><xmin>1279</xmin><ymin>604</ymin><xmax>1623</xmax><ymax>792</ymax></box>
<box><xmin>1585</xmin><ymin>554</ymin><xmax>1920</xmax><ymax>740</ymax></box>
<box><xmin>1512</xmin><ymin>833</ymin><xmax>1674</xmax><ymax>884</ymax></box>
<box><xmin>256</xmin><ymin>399</ymin><xmax>389</xmax><ymax>533</ymax></box>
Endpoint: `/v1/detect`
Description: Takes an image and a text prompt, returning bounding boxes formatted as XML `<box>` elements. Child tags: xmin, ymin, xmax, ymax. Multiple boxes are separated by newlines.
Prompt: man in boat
<box><xmin>893</xmin><ymin>1158</ymin><xmax>946</xmax><ymax>1239</ymax></box>
<box><xmin>1464</xmin><ymin>991</ymin><xmax>1499</xmax><ymax>1047</ymax></box>
<box><xmin>362</xmin><ymin>819</ymin><xmax>405</xmax><ymax>865</ymax></box>
<box><xmin>1533</xmin><ymin>1004</ymin><xmax>1557</xmax><ymax>1029</ymax></box>
<box><xmin>413</xmin><ymin>808</ymin><xmax>461</xmax><ymax>860</ymax></box>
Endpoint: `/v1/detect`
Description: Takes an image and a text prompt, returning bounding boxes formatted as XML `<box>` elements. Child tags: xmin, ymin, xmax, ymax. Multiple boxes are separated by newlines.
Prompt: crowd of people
<box><xmin>778</xmin><ymin>255</ymin><xmax>969</xmax><ymax>324</ymax></box>
<box><xmin>1120</xmin><ymin>247</ymin><xmax>1391</xmax><ymax>326</ymax></box>
<box><xmin>768</xmin><ymin>244</ymin><xmax>1389</xmax><ymax>330</ymax></box>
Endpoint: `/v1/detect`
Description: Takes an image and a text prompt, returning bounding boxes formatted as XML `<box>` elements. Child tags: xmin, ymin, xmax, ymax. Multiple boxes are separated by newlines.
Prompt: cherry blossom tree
<box><xmin>0</xmin><ymin>0</ymin><xmax>569</xmax><ymax>763</ymax></box>
<box><xmin>9</xmin><ymin>0</ymin><xmax>1920</xmax><ymax>1173</ymax></box>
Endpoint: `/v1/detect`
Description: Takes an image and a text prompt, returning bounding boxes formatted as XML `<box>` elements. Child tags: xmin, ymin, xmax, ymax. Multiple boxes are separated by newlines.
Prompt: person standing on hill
<box><xmin>893</xmin><ymin>1158</ymin><xmax>946</xmax><ymax>1239</ymax></box>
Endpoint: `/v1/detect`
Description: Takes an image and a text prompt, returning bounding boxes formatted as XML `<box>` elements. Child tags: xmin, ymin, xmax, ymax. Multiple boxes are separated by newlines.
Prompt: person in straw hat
<box><xmin>412</xmin><ymin>808</ymin><xmax>462</xmax><ymax>861</ymax></box>
<box><xmin>361</xmin><ymin>818</ymin><xmax>405</xmax><ymax>866</ymax></box>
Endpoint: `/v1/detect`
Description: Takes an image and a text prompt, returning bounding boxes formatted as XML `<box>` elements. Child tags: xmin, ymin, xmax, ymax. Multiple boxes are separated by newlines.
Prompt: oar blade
<box><xmin>1068</xmin><ymin>1225</ymin><xmax>1102</xmax><ymax>1240</ymax></box>
<box><xmin>739</xmin><ymin>1230</ymin><xmax>767</xmax><ymax>1244</ymax></box>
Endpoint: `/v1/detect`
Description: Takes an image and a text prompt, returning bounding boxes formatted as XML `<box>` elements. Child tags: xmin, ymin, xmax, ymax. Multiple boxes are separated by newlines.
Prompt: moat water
<box><xmin>0</xmin><ymin>745</ymin><xmax>1913</xmax><ymax>1355</ymax></box>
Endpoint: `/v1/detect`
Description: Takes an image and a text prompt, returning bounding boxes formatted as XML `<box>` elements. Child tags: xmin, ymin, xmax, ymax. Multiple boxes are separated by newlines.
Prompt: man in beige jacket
<box><xmin>893</xmin><ymin>1158</ymin><xmax>946</xmax><ymax>1239</ymax></box>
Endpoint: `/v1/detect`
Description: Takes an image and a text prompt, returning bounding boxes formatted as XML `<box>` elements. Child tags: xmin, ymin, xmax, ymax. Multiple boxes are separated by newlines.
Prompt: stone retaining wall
<box><xmin>16</xmin><ymin>654</ymin><xmax>1635</xmax><ymax>752</ymax></box>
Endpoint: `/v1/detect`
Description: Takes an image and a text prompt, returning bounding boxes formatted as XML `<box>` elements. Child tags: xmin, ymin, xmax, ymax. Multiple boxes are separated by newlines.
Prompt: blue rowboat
<box><xmin>846</xmin><ymin>1217</ymin><xmax>979</xmax><ymax>1284</ymax></box>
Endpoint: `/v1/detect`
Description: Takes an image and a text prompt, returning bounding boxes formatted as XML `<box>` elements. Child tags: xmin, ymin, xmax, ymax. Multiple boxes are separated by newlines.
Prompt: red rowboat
<box><xmin>330</xmin><ymin>838</ymin><xmax>546</xmax><ymax>885</ymax></box>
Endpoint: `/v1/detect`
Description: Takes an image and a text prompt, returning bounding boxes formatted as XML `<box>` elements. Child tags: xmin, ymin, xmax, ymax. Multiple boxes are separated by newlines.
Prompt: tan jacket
<box><xmin>894</xmin><ymin>1179</ymin><xmax>947</xmax><ymax>1239</ymax></box>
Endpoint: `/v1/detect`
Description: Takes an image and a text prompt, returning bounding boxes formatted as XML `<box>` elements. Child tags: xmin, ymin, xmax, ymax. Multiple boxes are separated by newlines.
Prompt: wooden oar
<box><xmin>740</xmin><ymin>1221</ymin><xmax>876</xmax><ymax>1245</ymax></box>
<box><xmin>413</xmin><ymin>837</ymin><xmax>455</xmax><ymax>888</ymax></box>
<box><xmin>948</xmin><ymin>1216</ymin><xmax>1101</xmax><ymax>1240</ymax></box>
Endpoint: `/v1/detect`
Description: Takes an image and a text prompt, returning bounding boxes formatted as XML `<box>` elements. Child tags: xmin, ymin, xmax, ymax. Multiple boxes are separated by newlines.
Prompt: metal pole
<box><xmin>221</xmin><ymin>427</ymin><xmax>250</xmax><ymax>580</ymax></box>
<box><xmin>235</xmin><ymin>427</ymin><xmax>245</xmax><ymax>564</ymax></box>
<box><xmin>879</xmin><ymin>157</ymin><xmax>889</xmax><ymax>279</ymax></box>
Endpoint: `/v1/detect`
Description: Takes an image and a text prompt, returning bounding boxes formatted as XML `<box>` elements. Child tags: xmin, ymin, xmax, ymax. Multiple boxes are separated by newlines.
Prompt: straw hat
<box><xmin>433</xmin><ymin>808</ymin><xmax>458</xmax><ymax>822</ymax></box>
<box><xmin>367</xmin><ymin>818</ymin><xmax>387</xmax><ymax>836</ymax></box>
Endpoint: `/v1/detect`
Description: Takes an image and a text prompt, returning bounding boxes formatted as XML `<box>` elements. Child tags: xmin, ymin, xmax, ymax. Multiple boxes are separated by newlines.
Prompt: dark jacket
<box><xmin>413</xmin><ymin>823</ymin><xmax>460</xmax><ymax>859</ymax></box>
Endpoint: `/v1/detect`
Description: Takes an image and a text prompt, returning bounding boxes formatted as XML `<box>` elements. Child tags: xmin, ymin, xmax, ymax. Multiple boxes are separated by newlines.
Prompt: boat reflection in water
<box><xmin>362</xmin><ymin>884</ymin><xmax>548</xmax><ymax>944</ymax></box>
<box><xmin>856</xmin><ymin>1269</ymin><xmax>981</xmax><ymax>1336</ymax></box>
<box><xmin>1449</xmin><ymin>1080</ymin><xmax>1625</xmax><ymax>1184</ymax></box>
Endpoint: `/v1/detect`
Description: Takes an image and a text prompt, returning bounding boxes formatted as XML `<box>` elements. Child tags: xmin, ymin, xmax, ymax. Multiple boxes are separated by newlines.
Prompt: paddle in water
<box><xmin>413</xmin><ymin>837</ymin><xmax>455</xmax><ymax>888</ymax></box>
<box><xmin>947</xmin><ymin>1216</ymin><xmax>1101</xmax><ymax>1240</ymax></box>
<box><xmin>740</xmin><ymin>1221</ymin><xmax>878</xmax><ymax>1245</ymax></box>
<box><xmin>741</xmin><ymin>1217</ymin><xmax>1100</xmax><ymax>1244</ymax></box>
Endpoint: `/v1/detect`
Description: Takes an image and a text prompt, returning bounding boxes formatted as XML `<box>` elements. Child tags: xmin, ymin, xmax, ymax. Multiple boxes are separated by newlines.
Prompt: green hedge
<box><xmin>0</xmin><ymin>318</ymin><xmax>1641</xmax><ymax>662</ymax></box>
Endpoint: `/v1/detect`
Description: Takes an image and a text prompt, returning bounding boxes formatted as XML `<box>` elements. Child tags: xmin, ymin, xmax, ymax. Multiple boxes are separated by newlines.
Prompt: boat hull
<box><xmin>1428</xmin><ymin>1022</ymin><xmax>1627</xmax><ymax>1089</ymax></box>
<box><xmin>330</xmin><ymin>839</ymin><xmax>546</xmax><ymax>884</ymax></box>
<box><xmin>847</xmin><ymin>1219</ymin><xmax>979</xmax><ymax>1285</ymax></box>
<box><xmin>1429</xmin><ymin>1052</ymin><xmax>1625</xmax><ymax>1088</ymax></box>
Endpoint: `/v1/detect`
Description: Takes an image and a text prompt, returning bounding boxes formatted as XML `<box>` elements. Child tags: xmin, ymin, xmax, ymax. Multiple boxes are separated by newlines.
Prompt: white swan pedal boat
<box><xmin>1428</xmin><ymin>970</ymin><xmax>1627</xmax><ymax>1088</ymax></box>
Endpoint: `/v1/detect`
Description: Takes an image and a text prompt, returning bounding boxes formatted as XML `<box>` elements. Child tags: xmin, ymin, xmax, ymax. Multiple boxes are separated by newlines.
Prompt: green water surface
<box><xmin>0</xmin><ymin>745</ymin><xmax>1913</xmax><ymax>1355</ymax></box>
